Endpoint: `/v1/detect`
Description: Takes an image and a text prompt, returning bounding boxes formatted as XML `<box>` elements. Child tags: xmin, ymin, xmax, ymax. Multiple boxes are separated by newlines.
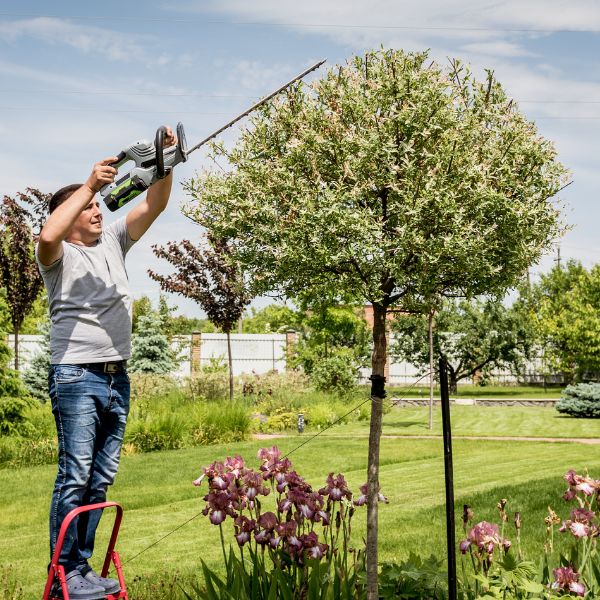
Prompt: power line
<box><xmin>3</xmin><ymin>106</ymin><xmax>600</xmax><ymax>121</ymax></box>
<box><xmin>0</xmin><ymin>107</ymin><xmax>232</xmax><ymax>114</ymax></box>
<box><xmin>3</xmin><ymin>89</ymin><xmax>600</xmax><ymax>105</ymax></box>
<box><xmin>0</xmin><ymin>12</ymin><xmax>599</xmax><ymax>33</ymax></box>
<box><xmin>0</xmin><ymin>89</ymin><xmax>255</xmax><ymax>99</ymax></box>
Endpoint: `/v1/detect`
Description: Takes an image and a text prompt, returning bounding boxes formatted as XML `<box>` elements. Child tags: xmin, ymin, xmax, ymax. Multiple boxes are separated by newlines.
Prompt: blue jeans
<box><xmin>49</xmin><ymin>364</ymin><xmax>130</xmax><ymax>573</ymax></box>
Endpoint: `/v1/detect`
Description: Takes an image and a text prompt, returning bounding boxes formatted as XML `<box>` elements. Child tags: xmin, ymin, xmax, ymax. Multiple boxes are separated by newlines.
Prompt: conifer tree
<box><xmin>129</xmin><ymin>312</ymin><xmax>175</xmax><ymax>374</ymax></box>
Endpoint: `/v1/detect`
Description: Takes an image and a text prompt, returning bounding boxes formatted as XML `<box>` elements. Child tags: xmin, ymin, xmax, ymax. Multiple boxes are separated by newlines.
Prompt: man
<box><xmin>36</xmin><ymin>127</ymin><xmax>177</xmax><ymax>600</ymax></box>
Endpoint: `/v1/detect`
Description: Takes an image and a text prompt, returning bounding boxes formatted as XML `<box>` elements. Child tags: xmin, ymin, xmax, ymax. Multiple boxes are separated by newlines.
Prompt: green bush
<box><xmin>129</xmin><ymin>373</ymin><xmax>181</xmax><ymax>404</ymax></box>
<box><xmin>0</xmin><ymin>396</ymin><xmax>33</xmax><ymax>435</ymax></box>
<box><xmin>240</xmin><ymin>370</ymin><xmax>309</xmax><ymax>402</ymax></box>
<box><xmin>309</xmin><ymin>348</ymin><xmax>359</xmax><ymax>395</ymax></box>
<box><xmin>255</xmin><ymin>408</ymin><xmax>298</xmax><ymax>432</ymax></box>
<box><xmin>556</xmin><ymin>382</ymin><xmax>600</xmax><ymax>418</ymax></box>
<box><xmin>125</xmin><ymin>414</ymin><xmax>187</xmax><ymax>452</ymax></box>
<box><xmin>304</xmin><ymin>401</ymin><xmax>351</xmax><ymax>429</ymax></box>
<box><xmin>0</xmin><ymin>436</ymin><xmax>57</xmax><ymax>469</ymax></box>
<box><xmin>186</xmin><ymin>373</ymin><xmax>230</xmax><ymax>402</ymax></box>
<box><xmin>191</xmin><ymin>402</ymin><xmax>251</xmax><ymax>445</ymax></box>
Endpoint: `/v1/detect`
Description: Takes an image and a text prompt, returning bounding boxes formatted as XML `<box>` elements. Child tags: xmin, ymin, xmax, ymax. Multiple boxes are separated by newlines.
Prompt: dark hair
<box><xmin>49</xmin><ymin>183</ymin><xmax>83</xmax><ymax>214</ymax></box>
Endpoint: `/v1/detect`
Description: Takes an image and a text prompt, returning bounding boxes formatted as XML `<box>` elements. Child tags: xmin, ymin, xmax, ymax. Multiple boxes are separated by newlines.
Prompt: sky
<box><xmin>2</xmin><ymin>1</ymin><xmax>600</xmax><ymax>317</ymax></box>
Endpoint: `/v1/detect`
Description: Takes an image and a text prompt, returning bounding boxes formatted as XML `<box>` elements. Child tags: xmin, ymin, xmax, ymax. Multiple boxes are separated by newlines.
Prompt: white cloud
<box><xmin>0</xmin><ymin>17</ymin><xmax>163</xmax><ymax>66</ymax></box>
<box><xmin>173</xmin><ymin>0</ymin><xmax>600</xmax><ymax>50</ymax></box>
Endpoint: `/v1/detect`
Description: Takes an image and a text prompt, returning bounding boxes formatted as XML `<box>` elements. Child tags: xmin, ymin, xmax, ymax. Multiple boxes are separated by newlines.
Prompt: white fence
<box><xmin>8</xmin><ymin>333</ymin><xmax>555</xmax><ymax>386</ymax></box>
<box><xmin>7</xmin><ymin>333</ymin><xmax>289</xmax><ymax>378</ymax></box>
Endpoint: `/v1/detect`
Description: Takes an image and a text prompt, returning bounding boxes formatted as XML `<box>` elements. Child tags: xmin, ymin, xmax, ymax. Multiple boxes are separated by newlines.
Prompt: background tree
<box><xmin>392</xmin><ymin>297</ymin><xmax>535</xmax><ymax>393</ymax></box>
<box><xmin>242</xmin><ymin>304</ymin><xmax>299</xmax><ymax>334</ymax></box>
<box><xmin>129</xmin><ymin>312</ymin><xmax>175</xmax><ymax>374</ymax></box>
<box><xmin>22</xmin><ymin>320</ymin><xmax>51</xmax><ymax>401</ymax></box>
<box><xmin>184</xmin><ymin>49</ymin><xmax>568</xmax><ymax>596</ymax></box>
<box><xmin>0</xmin><ymin>189</ymin><xmax>48</xmax><ymax>370</ymax></box>
<box><xmin>149</xmin><ymin>235</ymin><xmax>252</xmax><ymax>401</ymax></box>
<box><xmin>132</xmin><ymin>295</ymin><xmax>153</xmax><ymax>333</ymax></box>
<box><xmin>528</xmin><ymin>261</ymin><xmax>600</xmax><ymax>383</ymax></box>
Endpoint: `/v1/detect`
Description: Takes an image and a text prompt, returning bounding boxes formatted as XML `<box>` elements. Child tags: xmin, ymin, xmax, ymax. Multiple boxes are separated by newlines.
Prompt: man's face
<box><xmin>69</xmin><ymin>198</ymin><xmax>103</xmax><ymax>244</ymax></box>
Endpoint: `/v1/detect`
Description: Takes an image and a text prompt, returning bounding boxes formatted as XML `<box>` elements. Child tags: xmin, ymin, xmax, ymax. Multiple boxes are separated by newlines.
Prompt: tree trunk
<box><xmin>367</xmin><ymin>302</ymin><xmax>387</xmax><ymax>600</ymax></box>
<box><xmin>449</xmin><ymin>371</ymin><xmax>458</xmax><ymax>394</ymax></box>
<box><xmin>428</xmin><ymin>310</ymin><xmax>434</xmax><ymax>430</ymax></box>
<box><xmin>14</xmin><ymin>323</ymin><xmax>19</xmax><ymax>372</ymax></box>
<box><xmin>226</xmin><ymin>331</ymin><xmax>234</xmax><ymax>401</ymax></box>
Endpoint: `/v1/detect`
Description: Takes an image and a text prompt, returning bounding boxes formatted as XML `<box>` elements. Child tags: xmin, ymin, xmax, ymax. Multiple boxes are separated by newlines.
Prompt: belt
<box><xmin>77</xmin><ymin>360</ymin><xmax>128</xmax><ymax>374</ymax></box>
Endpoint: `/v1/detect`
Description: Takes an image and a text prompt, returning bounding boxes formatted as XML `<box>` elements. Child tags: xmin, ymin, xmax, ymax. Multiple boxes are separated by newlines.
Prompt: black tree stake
<box><xmin>439</xmin><ymin>358</ymin><xmax>457</xmax><ymax>600</ymax></box>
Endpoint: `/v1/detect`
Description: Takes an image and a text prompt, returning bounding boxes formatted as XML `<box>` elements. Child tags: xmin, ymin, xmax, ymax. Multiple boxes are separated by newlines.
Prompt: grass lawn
<box><xmin>328</xmin><ymin>404</ymin><xmax>600</xmax><ymax>439</ymax></box>
<box><xmin>2</xmin><ymin>431</ymin><xmax>599</xmax><ymax>599</ymax></box>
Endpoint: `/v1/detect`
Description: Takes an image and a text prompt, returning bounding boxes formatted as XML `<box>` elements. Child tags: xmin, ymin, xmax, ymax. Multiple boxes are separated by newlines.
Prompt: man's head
<box><xmin>49</xmin><ymin>184</ymin><xmax>103</xmax><ymax>245</ymax></box>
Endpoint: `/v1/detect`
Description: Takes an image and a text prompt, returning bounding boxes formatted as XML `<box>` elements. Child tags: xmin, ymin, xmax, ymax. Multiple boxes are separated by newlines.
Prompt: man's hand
<box><xmin>126</xmin><ymin>125</ymin><xmax>176</xmax><ymax>241</ymax></box>
<box><xmin>161</xmin><ymin>126</ymin><xmax>178</xmax><ymax>148</ymax></box>
<box><xmin>84</xmin><ymin>157</ymin><xmax>119</xmax><ymax>193</ymax></box>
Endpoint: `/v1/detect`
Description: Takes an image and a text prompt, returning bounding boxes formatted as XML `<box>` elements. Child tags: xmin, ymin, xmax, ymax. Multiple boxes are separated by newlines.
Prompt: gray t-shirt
<box><xmin>35</xmin><ymin>217</ymin><xmax>136</xmax><ymax>364</ymax></box>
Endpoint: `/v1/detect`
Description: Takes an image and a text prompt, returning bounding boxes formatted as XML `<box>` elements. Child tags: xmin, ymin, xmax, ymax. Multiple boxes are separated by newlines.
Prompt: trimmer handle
<box><xmin>155</xmin><ymin>126</ymin><xmax>168</xmax><ymax>179</ymax></box>
<box><xmin>99</xmin><ymin>122</ymin><xmax>187</xmax><ymax>212</ymax></box>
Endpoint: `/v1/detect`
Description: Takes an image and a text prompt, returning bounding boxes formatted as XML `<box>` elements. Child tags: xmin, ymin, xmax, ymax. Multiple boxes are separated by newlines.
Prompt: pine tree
<box><xmin>22</xmin><ymin>321</ymin><xmax>51</xmax><ymax>401</ymax></box>
<box><xmin>128</xmin><ymin>312</ymin><xmax>175</xmax><ymax>374</ymax></box>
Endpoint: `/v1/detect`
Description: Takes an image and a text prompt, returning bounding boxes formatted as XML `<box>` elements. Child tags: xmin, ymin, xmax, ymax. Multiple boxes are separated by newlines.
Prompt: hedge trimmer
<box><xmin>100</xmin><ymin>59</ymin><xmax>326</xmax><ymax>211</ymax></box>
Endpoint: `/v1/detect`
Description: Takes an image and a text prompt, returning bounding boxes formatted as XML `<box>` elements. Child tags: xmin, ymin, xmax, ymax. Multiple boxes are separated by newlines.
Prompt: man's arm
<box><xmin>126</xmin><ymin>126</ymin><xmax>177</xmax><ymax>241</ymax></box>
<box><xmin>37</xmin><ymin>158</ymin><xmax>118</xmax><ymax>266</ymax></box>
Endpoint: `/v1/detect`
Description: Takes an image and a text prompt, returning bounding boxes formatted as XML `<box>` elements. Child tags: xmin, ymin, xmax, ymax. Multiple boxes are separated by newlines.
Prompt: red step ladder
<box><xmin>43</xmin><ymin>501</ymin><xmax>129</xmax><ymax>600</ymax></box>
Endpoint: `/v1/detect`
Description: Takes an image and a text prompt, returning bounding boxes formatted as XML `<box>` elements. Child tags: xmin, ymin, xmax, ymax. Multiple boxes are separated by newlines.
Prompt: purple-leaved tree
<box><xmin>149</xmin><ymin>235</ymin><xmax>252</xmax><ymax>400</ymax></box>
<box><xmin>0</xmin><ymin>188</ymin><xmax>48</xmax><ymax>370</ymax></box>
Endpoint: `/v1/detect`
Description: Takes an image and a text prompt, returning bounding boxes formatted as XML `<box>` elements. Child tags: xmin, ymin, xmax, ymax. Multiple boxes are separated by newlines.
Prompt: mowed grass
<box><xmin>2</xmin><ymin>433</ymin><xmax>600</xmax><ymax>599</ymax></box>
<box><xmin>328</xmin><ymin>404</ymin><xmax>600</xmax><ymax>439</ymax></box>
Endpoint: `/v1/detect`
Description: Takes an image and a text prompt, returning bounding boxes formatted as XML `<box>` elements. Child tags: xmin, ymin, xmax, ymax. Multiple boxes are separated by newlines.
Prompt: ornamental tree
<box><xmin>183</xmin><ymin>49</ymin><xmax>568</xmax><ymax>596</ymax></box>
<box><xmin>149</xmin><ymin>235</ymin><xmax>252</xmax><ymax>400</ymax></box>
<box><xmin>0</xmin><ymin>189</ymin><xmax>48</xmax><ymax>370</ymax></box>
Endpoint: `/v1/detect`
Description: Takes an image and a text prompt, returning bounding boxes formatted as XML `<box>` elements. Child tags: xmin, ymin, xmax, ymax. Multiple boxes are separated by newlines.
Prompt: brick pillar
<box><xmin>285</xmin><ymin>330</ymin><xmax>298</xmax><ymax>370</ymax></box>
<box><xmin>191</xmin><ymin>331</ymin><xmax>202</xmax><ymax>375</ymax></box>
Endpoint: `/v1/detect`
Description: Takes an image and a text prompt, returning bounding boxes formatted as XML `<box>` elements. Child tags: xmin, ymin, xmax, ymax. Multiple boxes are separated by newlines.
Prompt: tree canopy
<box><xmin>0</xmin><ymin>189</ymin><xmax>48</xmax><ymax>369</ymax></box>
<box><xmin>392</xmin><ymin>297</ymin><xmax>535</xmax><ymax>392</ymax></box>
<box><xmin>183</xmin><ymin>48</ymin><xmax>569</xmax><ymax>596</ymax></box>
<box><xmin>528</xmin><ymin>261</ymin><xmax>600</xmax><ymax>382</ymax></box>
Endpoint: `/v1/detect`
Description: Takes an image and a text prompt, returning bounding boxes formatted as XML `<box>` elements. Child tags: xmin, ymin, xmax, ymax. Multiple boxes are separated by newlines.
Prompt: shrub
<box><xmin>129</xmin><ymin>373</ymin><xmax>181</xmax><ymax>404</ymax></box>
<box><xmin>255</xmin><ymin>408</ymin><xmax>298</xmax><ymax>432</ymax></box>
<box><xmin>0</xmin><ymin>396</ymin><xmax>33</xmax><ymax>435</ymax></box>
<box><xmin>191</xmin><ymin>402</ymin><xmax>251</xmax><ymax>445</ymax></box>
<box><xmin>186</xmin><ymin>373</ymin><xmax>230</xmax><ymax>402</ymax></box>
<box><xmin>0</xmin><ymin>436</ymin><xmax>57</xmax><ymax>469</ymax></box>
<box><xmin>240</xmin><ymin>370</ymin><xmax>309</xmax><ymax>402</ymax></box>
<box><xmin>556</xmin><ymin>382</ymin><xmax>600</xmax><ymax>418</ymax></box>
<box><xmin>309</xmin><ymin>348</ymin><xmax>359</xmax><ymax>395</ymax></box>
<box><xmin>125</xmin><ymin>414</ymin><xmax>187</xmax><ymax>452</ymax></box>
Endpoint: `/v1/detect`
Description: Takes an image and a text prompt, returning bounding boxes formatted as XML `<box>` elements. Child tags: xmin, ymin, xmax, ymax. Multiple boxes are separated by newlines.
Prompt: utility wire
<box><xmin>4</xmin><ymin>89</ymin><xmax>600</xmax><ymax>104</ymax></box>
<box><xmin>118</xmin><ymin>371</ymin><xmax>435</xmax><ymax>566</ymax></box>
<box><xmin>0</xmin><ymin>13</ymin><xmax>599</xmax><ymax>33</ymax></box>
<box><xmin>4</xmin><ymin>107</ymin><xmax>600</xmax><ymax>121</ymax></box>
